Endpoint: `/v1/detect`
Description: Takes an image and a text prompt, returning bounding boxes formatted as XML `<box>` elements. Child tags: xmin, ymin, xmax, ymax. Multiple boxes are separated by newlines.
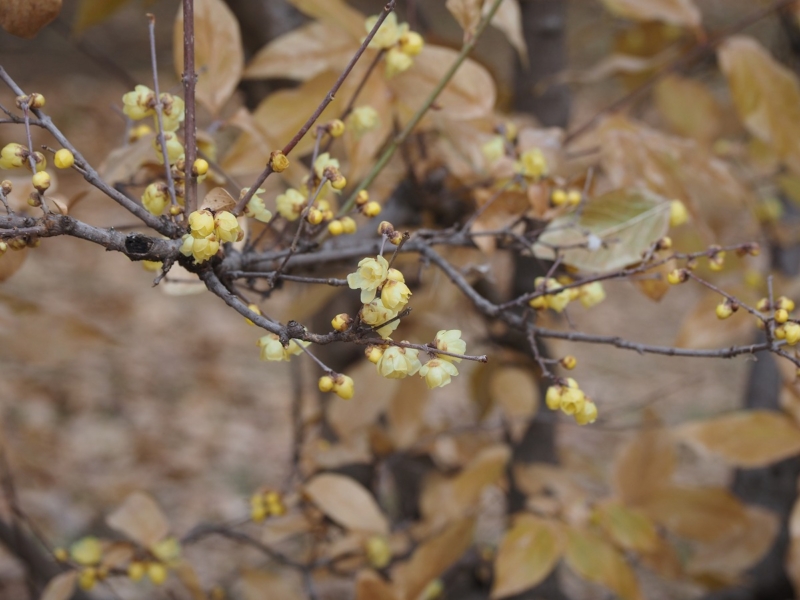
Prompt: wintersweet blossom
<box><xmin>276</xmin><ymin>188</ymin><xmax>306</xmax><ymax>221</ymax></box>
<box><xmin>348</xmin><ymin>255</ymin><xmax>389</xmax><ymax>303</ymax></box>
<box><xmin>380</xmin><ymin>279</ymin><xmax>411</xmax><ymax>310</ymax></box>
<box><xmin>376</xmin><ymin>345</ymin><xmax>421</xmax><ymax>379</ymax></box>
<box><xmin>419</xmin><ymin>359</ymin><xmax>458</xmax><ymax>389</ymax></box>
<box><xmin>360</xmin><ymin>299</ymin><xmax>400</xmax><ymax>339</ymax></box>
<box><xmin>122</xmin><ymin>85</ymin><xmax>155</xmax><ymax>120</ymax></box>
<box><xmin>214</xmin><ymin>211</ymin><xmax>242</xmax><ymax>243</ymax></box>
<box><xmin>188</xmin><ymin>210</ymin><xmax>215</xmax><ymax>238</ymax></box>
<box><xmin>433</xmin><ymin>330</ymin><xmax>466</xmax><ymax>362</ymax></box>
<box><xmin>180</xmin><ymin>234</ymin><xmax>219</xmax><ymax>264</ymax></box>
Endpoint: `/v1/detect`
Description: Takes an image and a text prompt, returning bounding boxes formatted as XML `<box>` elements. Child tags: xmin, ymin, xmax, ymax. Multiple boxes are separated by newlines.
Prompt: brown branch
<box><xmin>182</xmin><ymin>0</ymin><xmax>198</xmax><ymax>214</ymax></box>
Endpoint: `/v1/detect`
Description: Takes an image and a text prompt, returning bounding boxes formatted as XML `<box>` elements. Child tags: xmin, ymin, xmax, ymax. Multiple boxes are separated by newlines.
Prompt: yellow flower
<box><xmin>381</xmin><ymin>278</ymin><xmax>411</xmax><ymax>310</ymax></box>
<box><xmin>574</xmin><ymin>400</ymin><xmax>598</xmax><ymax>425</ymax></box>
<box><xmin>257</xmin><ymin>334</ymin><xmax>308</xmax><ymax>361</ymax></box>
<box><xmin>348</xmin><ymin>255</ymin><xmax>389</xmax><ymax>304</ymax></box>
<box><xmin>537</xmin><ymin>278</ymin><xmax>571</xmax><ymax>313</ymax></box>
<box><xmin>142</xmin><ymin>182</ymin><xmax>168</xmax><ymax>216</ymax></box>
<box><xmin>365</xmin><ymin>535</ymin><xmax>392</xmax><ymax>569</ymax></box>
<box><xmin>399</xmin><ymin>31</ymin><xmax>424</xmax><ymax>56</ymax></box>
<box><xmin>70</xmin><ymin>537</ymin><xmax>102</xmax><ymax>566</ymax></box>
<box><xmin>153</xmin><ymin>132</ymin><xmax>184</xmax><ymax>165</ymax></box>
<box><xmin>366</xmin><ymin>12</ymin><xmax>406</xmax><ymax>49</ymax></box>
<box><xmin>785</xmin><ymin>322</ymin><xmax>800</xmax><ymax>346</ymax></box>
<box><xmin>559</xmin><ymin>387</ymin><xmax>585</xmax><ymax>416</ymax></box>
<box><xmin>313</xmin><ymin>152</ymin><xmax>340</xmax><ymax>180</ymax></box>
<box><xmin>669</xmin><ymin>200</ymin><xmax>688</xmax><ymax>227</ymax></box>
<box><xmin>515</xmin><ymin>147</ymin><xmax>547</xmax><ymax>180</ymax></box>
<box><xmin>333</xmin><ymin>374</ymin><xmax>355</xmax><ymax>399</ymax></box>
<box><xmin>376</xmin><ymin>345</ymin><xmax>421</xmax><ymax>379</ymax></box>
<box><xmin>579</xmin><ymin>282</ymin><xmax>606</xmax><ymax>308</ymax></box>
<box><xmin>156</xmin><ymin>93</ymin><xmax>185</xmax><ymax>132</ymax></box>
<box><xmin>122</xmin><ymin>84</ymin><xmax>155</xmax><ymax>120</ymax></box>
<box><xmin>214</xmin><ymin>211</ymin><xmax>242</xmax><ymax>243</ymax></box>
<box><xmin>276</xmin><ymin>188</ymin><xmax>306</xmax><ymax>221</ymax></box>
<box><xmin>244</xmin><ymin>192</ymin><xmax>273</xmax><ymax>223</ymax></box>
<box><xmin>0</xmin><ymin>143</ymin><xmax>26</xmax><ymax>169</ymax></box>
<box><xmin>349</xmin><ymin>105</ymin><xmax>380</xmax><ymax>138</ymax></box>
<box><xmin>385</xmin><ymin>47</ymin><xmax>413</xmax><ymax>78</ymax></box>
<box><xmin>179</xmin><ymin>233</ymin><xmax>219</xmax><ymax>264</ymax></box>
<box><xmin>434</xmin><ymin>330</ymin><xmax>466</xmax><ymax>362</ymax></box>
<box><xmin>188</xmin><ymin>209</ymin><xmax>215</xmax><ymax>238</ymax></box>
<box><xmin>545</xmin><ymin>385</ymin><xmax>562</xmax><ymax>410</ymax></box>
<box><xmin>481</xmin><ymin>136</ymin><xmax>505</xmax><ymax>164</ymax></box>
<box><xmin>419</xmin><ymin>359</ymin><xmax>458</xmax><ymax>389</ymax></box>
<box><xmin>151</xmin><ymin>537</ymin><xmax>181</xmax><ymax>564</ymax></box>
<box><xmin>360</xmin><ymin>299</ymin><xmax>400</xmax><ymax>339</ymax></box>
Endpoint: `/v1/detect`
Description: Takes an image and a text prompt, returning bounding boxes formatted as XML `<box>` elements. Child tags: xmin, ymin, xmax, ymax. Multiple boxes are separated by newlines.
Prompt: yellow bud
<box><xmin>192</xmin><ymin>158</ymin><xmax>209</xmax><ymax>177</ymax></box>
<box><xmin>561</xmin><ymin>355</ymin><xmax>577</xmax><ymax>370</ymax></box>
<box><xmin>250</xmin><ymin>504</ymin><xmax>267</xmax><ymax>523</ymax></box>
<box><xmin>785</xmin><ymin>322</ymin><xmax>800</xmax><ymax>345</ymax></box>
<box><xmin>128</xmin><ymin>561</ymin><xmax>146</xmax><ymax>581</ymax></box>
<box><xmin>709</xmin><ymin>255</ymin><xmax>725</xmax><ymax>271</ymax></box>
<box><xmin>129</xmin><ymin>123</ymin><xmax>153</xmax><ymax>142</ymax></box>
<box><xmin>28</xmin><ymin>93</ymin><xmax>45</xmax><ymax>109</ymax></box>
<box><xmin>545</xmin><ymin>385</ymin><xmax>562</xmax><ymax>411</ymax></box>
<box><xmin>147</xmin><ymin>562</ymin><xmax>168</xmax><ymax>585</ymax></box>
<box><xmin>245</xmin><ymin>303</ymin><xmax>262</xmax><ymax>326</ymax></box>
<box><xmin>142</xmin><ymin>260</ymin><xmax>162</xmax><ymax>272</ymax></box>
<box><xmin>170</xmin><ymin>205</ymin><xmax>183</xmax><ymax>216</ymax></box>
<box><xmin>551</xmin><ymin>189</ymin><xmax>567</xmax><ymax>206</ymax></box>
<box><xmin>776</xmin><ymin>309</ymin><xmax>789</xmax><ymax>324</ymax></box>
<box><xmin>54</xmin><ymin>149</ymin><xmax>74</xmax><ymax>169</ymax></box>
<box><xmin>365</xmin><ymin>345</ymin><xmax>384</xmax><ymax>364</ymax></box>
<box><xmin>328</xmin><ymin>119</ymin><xmax>346</xmax><ymax>138</ymax></box>
<box><xmin>328</xmin><ymin>219</ymin><xmax>344</xmax><ymax>236</ymax></box>
<box><xmin>271</xmin><ymin>151</ymin><xmax>290</xmax><ymax>173</ymax></box>
<box><xmin>356</xmin><ymin>190</ymin><xmax>369</xmax><ymax>206</ymax></box>
<box><xmin>776</xmin><ymin>325</ymin><xmax>787</xmax><ymax>340</ymax></box>
<box><xmin>716</xmin><ymin>303</ymin><xmax>733</xmax><ymax>320</ymax></box>
<box><xmin>756</xmin><ymin>298</ymin><xmax>770</xmax><ymax>312</ymax></box>
<box><xmin>378</xmin><ymin>220</ymin><xmax>394</xmax><ymax>235</ymax></box>
<box><xmin>331</xmin><ymin>175</ymin><xmax>347</xmax><ymax>191</ymax></box>
<box><xmin>362</xmin><ymin>201</ymin><xmax>381</xmax><ymax>218</ymax></box>
<box><xmin>78</xmin><ymin>568</ymin><xmax>97</xmax><ymax>591</ymax></box>
<box><xmin>318</xmin><ymin>376</ymin><xmax>334</xmax><ymax>392</ymax></box>
<box><xmin>365</xmin><ymin>535</ymin><xmax>392</xmax><ymax>569</ymax></box>
<box><xmin>669</xmin><ymin>200</ymin><xmax>689</xmax><ymax>227</ymax></box>
<box><xmin>32</xmin><ymin>171</ymin><xmax>50</xmax><ymax>192</ymax></box>
<box><xmin>306</xmin><ymin>207</ymin><xmax>323</xmax><ymax>225</ymax></box>
<box><xmin>667</xmin><ymin>269</ymin><xmax>687</xmax><ymax>285</ymax></box>
<box><xmin>331</xmin><ymin>313</ymin><xmax>351</xmax><ymax>331</ymax></box>
<box><xmin>778</xmin><ymin>297</ymin><xmax>796</xmax><ymax>312</ymax></box>
<box><xmin>657</xmin><ymin>236</ymin><xmax>672</xmax><ymax>250</ymax></box>
<box><xmin>333</xmin><ymin>374</ymin><xmax>355</xmax><ymax>400</ymax></box>
<box><xmin>566</xmin><ymin>190</ymin><xmax>582</xmax><ymax>206</ymax></box>
<box><xmin>340</xmin><ymin>216</ymin><xmax>357</xmax><ymax>234</ymax></box>
<box><xmin>54</xmin><ymin>548</ymin><xmax>69</xmax><ymax>562</ymax></box>
<box><xmin>529</xmin><ymin>296</ymin><xmax>548</xmax><ymax>310</ymax></box>
<box><xmin>1</xmin><ymin>180</ymin><xmax>11</xmax><ymax>195</ymax></box>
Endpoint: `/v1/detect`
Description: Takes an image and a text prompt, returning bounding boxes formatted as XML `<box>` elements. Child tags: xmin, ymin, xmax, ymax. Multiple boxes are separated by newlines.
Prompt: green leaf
<box><xmin>533</xmin><ymin>188</ymin><xmax>670</xmax><ymax>272</ymax></box>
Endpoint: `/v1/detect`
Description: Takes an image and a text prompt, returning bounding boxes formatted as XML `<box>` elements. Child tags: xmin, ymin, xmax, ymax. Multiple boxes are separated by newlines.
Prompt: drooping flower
<box><xmin>348</xmin><ymin>255</ymin><xmax>389</xmax><ymax>304</ymax></box>
<box><xmin>376</xmin><ymin>345</ymin><xmax>421</xmax><ymax>379</ymax></box>
<box><xmin>433</xmin><ymin>330</ymin><xmax>466</xmax><ymax>362</ymax></box>
<box><xmin>419</xmin><ymin>359</ymin><xmax>458</xmax><ymax>389</ymax></box>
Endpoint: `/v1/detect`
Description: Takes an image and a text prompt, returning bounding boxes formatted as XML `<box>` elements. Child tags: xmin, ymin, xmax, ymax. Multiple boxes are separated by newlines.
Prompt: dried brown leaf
<box><xmin>446</xmin><ymin>0</ymin><xmax>485</xmax><ymax>40</ymax></box>
<box><xmin>174</xmin><ymin>0</ymin><xmax>243</xmax><ymax>115</ymax></box>
<box><xmin>106</xmin><ymin>491</ymin><xmax>170</xmax><ymax>548</ymax></box>
<box><xmin>490</xmin><ymin>0</ymin><xmax>527</xmax><ymax>64</ymax></box>
<box><xmin>641</xmin><ymin>486</ymin><xmax>749</xmax><ymax>542</ymax></box>
<box><xmin>287</xmin><ymin>0</ymin><xmax>366</xmax><ymax>40</ymax></box>
<box><xmin>355</xmin><ymin>570</ymin><xmax>398</xmax><ymax>600</ymax></box>
<box><xmin>675</xmin><ymin>410</ymin><xmax>800</xmax><ymax>468</ymax></box>
<box><xmin>490</xmin><ymin>366</ymin><xmax>539</xmax><ymax>442</ymax></box>
<box><xmin>633</xmin><ymin>257</ymin><xmax>676</xmax><ymax>301</ymax></box>
<box><xmin>304</xmin><ymin>473</ymin><xmax>389</xmax><ymax>535</ymax></box>
<box><xmin>594</xmin><ymin>502</ymin><xmax>658</xmax><ymax>553</ymax></box>
<box><xmin>244</xmin><ymin>22</ymin><xmax>356</xmax><ymax>81</ymax></box>
<box><xmin>601</xmin><ymin>0</ymin><xmax>701</xmax><ymax>28</ymax></box>
<box><xmin>388</xmin><ymin>376</ymin><xmax>429</xmax><ymax>450</ymax></box>
<box><xmin>392</xmin><ymin>518</ymin><xmax>475</xmax><ymax>600</ymax></box>
<box><xmin>613</xmin><ymin>422</ymin><xmax>675</xmax><ymax>506</ymax></box>
<box><xmin>654</xmin><ymin>75</ymin><xmax>721</xmax><ymax>144</ymax></box>
<box><xmin>200</xmin><ymin>187</ymin><xmax>236</xmax><ymax>213</ymax></box>
<box><xmin>491</xmin><ymin>514</ymin><xmax>562</xmax><ymax>598</ymax></box>
<box><xmin>240</xmin><ymin>568</ymin><xmax>306</xmax><ymax>600</ymax></box>
<box><xmin>564</xmin><ymin>527</ymin><xmax>643</xmax><ymax>600</ymax></box>
<box><xmin>718</xmin><ymin>36</ymin><xmax>800</xmax><ymax>171</ymax></box>
<box><xmin>99</xmin><ymin>133</ymin><xmax>158</xmax><ymax>185</ymax></box>
<box><xmin>0</xmin><ymin>0</ymin><xmax>61</xmax><ymax>38</ymax></box>
<box><xmin>40</xmin><ymin>571</ymin><xmax>77</xmax><ymax>600</ymax></box>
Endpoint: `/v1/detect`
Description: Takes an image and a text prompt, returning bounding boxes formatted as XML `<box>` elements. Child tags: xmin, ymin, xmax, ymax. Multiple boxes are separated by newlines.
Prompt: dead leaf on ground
<box><xmin>654</xmin><ymin>75</ymin><xmax>721</xmax><ymax>144</ymax></box>
<box><xmin>174</xmin><ymin>0</ymin><xmax>243</xmax><ymax>115</ymax></box>
<box><xmin>355</xmin><ymin>570</ymin><xmax>398</xmax><ymax>600</ymax></box>
<box><xmin>489</xmin><ymin>0</ymin><xmax>527</xmax><ymax>64</ymax></box>
<box><xmin>40</xmin><ymin>571</ymin><xmax>77</xmax><ymax>600</ymax></box>
<box><xmin>106</xmin><ymin>491</ymin><xmax>170</xmax><ymax>548</ymax></box>
<box><xmin>613</xmin><ymin>420</ymin><xmax>675</xmax><ymax>506</ymax></box>
<box><xmin>601</xmin><ymin>0</ymin><xmax>701</xmax><ymax>29</ymax></box>
<box><xmin>304</xmin><ymin>473</ymin><xmax>389</xmax><ymax>535</ymax></box>
<box><xmin>0</xmin><ymin>0</ymin><xmax>61</xmax><ymax>38</ymax></box>
<box><xmin>491</xmin><ymin>514</ymin><xmax>562</xmax><ymax>599</ymax></box>
<box><xmin>594</xmin><ymin>502</ymin><xmax>659</xmax><ymax>553</ymax></box>
<box><xmin>564</xmin><ymin>527</ymin><xmax>643</xmax><ymax>600</ymax></box>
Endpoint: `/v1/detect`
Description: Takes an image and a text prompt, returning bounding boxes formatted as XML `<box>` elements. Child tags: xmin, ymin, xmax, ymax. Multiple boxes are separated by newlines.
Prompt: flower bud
<box><xmin>566</xmin><ymin>190</ymin><xmax>582</xmax><ymax>206</ymax></box>
<box><xmin>340</xmin><ymin>216</ymin><xmax>357</xmax><ymax>234</ymax></box>
<box><xmin>669</xmin><ymin>200</ymin><xmax>688</xmax><ymax>227</ymax></box>
<box><xmin>327</xmin><ymin>119</ymin><xmax>346</xmax><ymax>138</ymax></box>
<box><xmin>192</xmin><ymin>158</ymin><xmax>209</xmax><ymax>177</ymax></box>
<box><xmin>328</xmin><ymin>219</ymin><xmax>344</xmax><ymax>236</ymax></box>
<box><xmin>362</xmin><ymin>201</ymin><xmax>381</xmax><ymax>218</ymax></box>
<box><xmin>318</xmin><ymin>375</ymin><xmax>334</xmax><ymax>392</ymax></box>
<box><xmin>54</xmin><ymin>149</ymin><xmax>74</xmax><ymax>169</ymax></box>
<box><xmin>331</xmin><ymin>313</ymin><xmax>352</xmax><ymax>332</ymax></box>
<box><xmin>551</xmin><ymin>189</ymin><xmax>567</xmax><ymax>206</ymax></box>
<box><xmin>561</xmin><ymin>355</ymin><xmax>577</xmax><ymax>370</ymax></box>
<box><xmin>271</xmin><ymin>151</ymin><xmax>290</xmax><ymax>173</ymax></box>
<box><xmin>32</xmin><ymin>171</ymin><xmax>50</xmax><ymax>192</ymax></box>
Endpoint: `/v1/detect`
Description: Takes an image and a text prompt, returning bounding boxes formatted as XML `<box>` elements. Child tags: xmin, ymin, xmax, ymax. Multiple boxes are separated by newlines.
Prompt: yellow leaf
<box><xmin>355</xmin><ymin>570</ymin><xmax>399</xmax><ymax>600</ymax></box>
<box><xmin>654</xmin><ymin>75</ymin><xmax>721</xmax><ymax>144</ymax></box>
<box><xmin>0</xmin><ymin>0</ymin><xmax>60</xmax><ymax>39</ymax></box>
<box><xmin>446</xmin><ymin>0</ymin><xmax>485</xmax><ymax>41</ymax></box>
<box><xmin>675</xmin><ymin>410</ymin><xmax>800</xmax><ymax>467</ymax></box>
<box><xmin>613</xmin><ymin>421</ymin><xmax>675</xmax><ymax>506</ymax></box>
<box><xmin>421</xmin><ymin>445</ymin><xmax>510</xmax><ymax>526</ymax></box>
<box><xmin>40</xmin><ymin>571</ymin><xmax>77</xmax><ymax>600</ymax></box>
<box><xmin>389</xmin><ymin>45</ymin><xmax>496</xmax><ymax>122</ymax></box>
<box><xmin>244</xmin><ymin>21</ymin><xmax>356</xmax><ymax>81</ymax></box>
<box><xmin>674</xmin><ymin>290</ymin><xmax>756</xmax><ymax>350</ymax></box>
<box><xmin>73</xmin><ymin>0</ymin><xmax>130</xmax><ymax>33</ymax></box>
<box><xmin>489</xmin><ymin>0</ymin><xmax>527</xmax><ymax>64</ymax></box>
<box><xmin>174</xmin><ymin>0</ymin><xmax>243</xmax><ymax>115</ymax></box>
<box><xmin>392</xmin><ymin>518</ymin><xmax>475</xmax><ymax>600</ymax></box>
<box><xmin>688</xmin><ymin>505</ymin><xmax>778</xmax><ymax>579</ymax></box>
<box><xmin>564</xmin><ymin>527</ymin><xmax>643</xmax><ymax>600</ymax></box>
<box><xmin>601</xmin><ymin>0</ymin><xmax>701</xmax><ymax>28</ymax></box>
<box><xmin>287</xmin><ymin>0</ymin><xmax>366</xmax><ymax>40</ymax></box>
<box><xmin>641</xmin><ymin>486</ymin><xmax>749</xmax><ymax>542</ymax></box>
<box><xmin>304</xmin><ymin>473</ymin><xmax>389</xmax><ymax>535</ymax></box>
<box><xmin>594</xmin><ymin>502</ymin><xmax>658</xmax><ymax>553</ymax></box>
<box><xmin>106</xmin><ymin>491</ymin><xmax>170</xmax><ymax>548</ymax></box>
<box><xmin>533</xmin><ymin>188</ymin><xmax>671</xmax><ymax>273</ymax></box>
<box><xmin>718</xmin><ymin>36</ymin><xmax>800</xmax><ymax>171</ymax></box>
<box><xmin>489</xmin><ymin>366</ymin><xmax>539</xmax><ymax>442</ymax></box>
<box><xmin>491</xmin><ymin>514</ymin><xmax>562</xmax><ymax>598</ymax></box>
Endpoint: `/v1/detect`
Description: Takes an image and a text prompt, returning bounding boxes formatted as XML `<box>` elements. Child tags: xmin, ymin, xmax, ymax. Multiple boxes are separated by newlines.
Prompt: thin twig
<box><xmin>182</xmin><ymin>0</ymin><xmax>198</xmax><ymax>214</ymax></box>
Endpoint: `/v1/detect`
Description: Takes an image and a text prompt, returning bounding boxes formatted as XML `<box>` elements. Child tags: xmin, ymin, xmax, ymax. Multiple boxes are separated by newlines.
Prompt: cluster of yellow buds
<box><xmin>528</xmin><ymin>278</ymin><xmax>606</xmax><ymax>313</ymax></box>
<box><xmin>366</xmin><ymin>12</ymin><xmax>424</xmax><ymax>77</ymax></box>
<box><xmin>318</xmin><ymin>372</ymin><xmax>356</xmax><ymax>399</ymax></box>
<box><xmin>551</xmin><ymin>188</ymin><xmax>582</xmax><ymax>208</ymax></box>
<box><xmin>545</xmin><ymin>379</ymin><xmax>598</xmax><ymax>425</ymax></box>
<box><xmin>759</xmin><ymin>296</ymin><xmax>800</xmax><ymax>344</ymax></box>
<box><xmin>328</xmin><ymin>215</ymin><xmax>357</xmax><ymax>236</ymax></box>
<box><xmin>366</xmin><ymin>330</ymin><xmax>466</xmax><ymax>389</ymax></box>
<box><xmin>257</xmin><ymin>333</ymin><xmax>310</xmax><ymax>362</ymax></box>
<box><xmin>515</xmin><ymin>147</ymin><xmax>548</xmax><ymax>181</ymax></box>
<box><xmin>250</xmin><ymin>489</ymin><xmax>286</xmax><ymax>522</ymax></box>
<box><xmin>179</xmin><ymin>209</ymin><xmax>242</xmax><ymax>264</ymax></box>
<box><xmin>348</xmin><ymin>106</ymin><xmax>380</xmax><ymax>138</ymax></box>
<box><xmin>142</xmin><ymin>182</ymin><xmax>169</xmax><ymax>216</ymax></box>
<box><xmin>353</xmin><ymin>189</ymin><xmax>382</xmax><ymax>220</ymax></box>
<box><xmin>122</xmin><ymin>85</ymin><xmax>185</xmax><ymax>133</ymax></box>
